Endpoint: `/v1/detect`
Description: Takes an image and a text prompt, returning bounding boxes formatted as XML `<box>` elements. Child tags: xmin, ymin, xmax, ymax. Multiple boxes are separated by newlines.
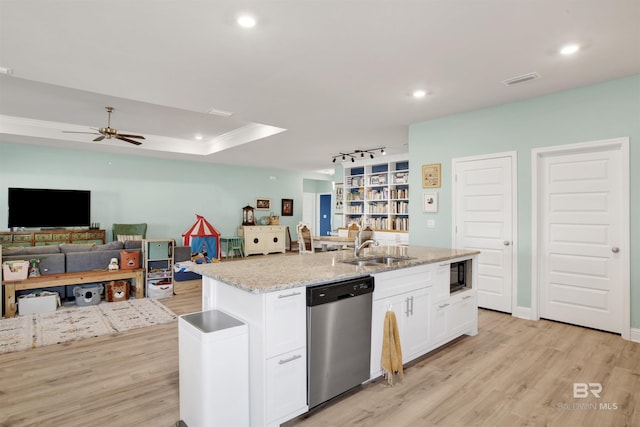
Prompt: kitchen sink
<box><xmin>341</xmin><ymin>255</ymin><xmax>415</xmax><ymax>267</ymax></box>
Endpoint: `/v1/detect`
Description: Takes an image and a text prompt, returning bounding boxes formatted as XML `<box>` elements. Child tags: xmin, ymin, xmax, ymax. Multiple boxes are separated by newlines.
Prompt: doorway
<box><xmin>532</xmin><ymin>138</ymin><xmax>630</xmax><ymax>338</ymax></box>
<box><xmin>452</xmin><ymin>152</ymin><xmax>517</xmax><ymax>313</ymax></box>
<box><xmin>319</xmin><ymin>193</ymin><xmax>332</xmax><ymax>236</ymax></box>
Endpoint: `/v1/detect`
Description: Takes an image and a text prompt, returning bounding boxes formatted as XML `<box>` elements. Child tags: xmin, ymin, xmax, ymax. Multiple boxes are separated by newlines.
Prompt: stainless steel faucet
<box><xmin>354</xmin><ymin>234</ymin><xmax>379</xmax><ymax>257</ymax></box>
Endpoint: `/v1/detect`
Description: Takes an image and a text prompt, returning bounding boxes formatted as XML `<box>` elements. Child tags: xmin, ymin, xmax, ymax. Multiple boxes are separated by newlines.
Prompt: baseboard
<box><xmin>630</xmin><ymin>328</ymin><xmax>640</xmax><ymax>343</ymax></box>
<box><xmin>512</xmin><ymin>305</ymin><xmax>534</xmax><ymax>320</ymax></box>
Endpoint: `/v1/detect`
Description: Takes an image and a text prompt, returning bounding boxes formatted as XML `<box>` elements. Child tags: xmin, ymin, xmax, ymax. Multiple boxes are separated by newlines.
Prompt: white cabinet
<box><xmin>370</xmin><ymin>264</ymin><xmax>434</xmax><ymax>378</ymax></box>
<box><xmin>264</xmin><ymin>289</ymin><xmax>306</xmax><ymax>358</ymax></box>
<box><xmin>371</xmin><ymin>256</ymin><xmax>479</xmax><ymax>380</ymax></box>
<box><xmin>263</xmin><ymin>289</ymin><xmax>307</xmax><ymax>425</ymax></box>
<box><xmin>430</xmin><ymin>290</ymin><xmax>477</xmax><ymax>347</ymax></box>
<box><xmin>265</xmin><ymin>348</ymin><xmax>307</xmax><ymax>424</ymax></box>
<box><xmin>244</xmin><ymin>226</ymin><xmax>287</xmax><ymax>256</ymax></box>
<box><xmin>202</xmin><ymin>278</ymin><xmax>308</xmax><ymax>427</ymax></box>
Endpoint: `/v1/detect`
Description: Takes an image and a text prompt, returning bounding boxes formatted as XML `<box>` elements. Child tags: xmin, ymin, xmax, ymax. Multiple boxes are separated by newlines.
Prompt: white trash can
<box><xmin>179</xmin><ymin>310</ymin><xmax>249</xmax><ymax>427</ymax></box>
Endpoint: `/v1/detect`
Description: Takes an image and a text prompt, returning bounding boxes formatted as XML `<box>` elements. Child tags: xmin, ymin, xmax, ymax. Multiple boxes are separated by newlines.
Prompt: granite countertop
<box><xmin>189</xmin><ymin>245</ymin><xmax>479</xmax><ymax>294</ymax></box>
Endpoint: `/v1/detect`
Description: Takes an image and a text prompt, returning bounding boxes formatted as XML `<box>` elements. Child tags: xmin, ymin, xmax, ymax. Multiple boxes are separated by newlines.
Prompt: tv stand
<box><xmin>0</xmin><ymin>229</ymin><xmax>105</xmax><ymax>247</ymax></box>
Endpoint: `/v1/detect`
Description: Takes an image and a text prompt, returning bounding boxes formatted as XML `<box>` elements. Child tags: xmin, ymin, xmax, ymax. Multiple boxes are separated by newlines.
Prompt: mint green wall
<box><xmin>408</xmin><ymin>74</ymin><xmax>639</xmax><ymax>326</ymax></box>
<box><xmin>0</xmin><ymin>142</ymin><xmax>331</xmax><ymax>243</ymax></box>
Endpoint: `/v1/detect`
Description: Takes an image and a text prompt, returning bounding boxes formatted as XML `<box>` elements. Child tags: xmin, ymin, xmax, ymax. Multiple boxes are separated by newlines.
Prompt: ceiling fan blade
<box><xmin>62</xmin><ymin>131</ymin><xmax>100</xmax><ymax>135</ymax></box>
<box><xmin>117</xmin><ymin>133</ymin><xmax>146</xmax><ymax>140</ymax></box>
<box><xmin>117</xmin><ymin>136</ymin><xmax>143</xmax><ymax>146</ymax></box>
<box><xmin>93</xmin><ymin>135</ymin><xmax>105</xmax><ymax>142</ymax></box>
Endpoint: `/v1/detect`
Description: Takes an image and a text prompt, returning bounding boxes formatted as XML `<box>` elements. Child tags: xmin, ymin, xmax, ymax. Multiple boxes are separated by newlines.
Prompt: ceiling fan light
<box><xmin>351</xmin><ymin>157</ymin><xmax>355</xmax><ymax>163</ymax></box>
<box><xmin>370</xmin><ymin>153</ymin><xmax>374</xmax><ymax>159</ymax></box>
<box><xmin>332</xmin><ymin>157</ymin><xmax>336</xmax><ymax>163</ymax></box>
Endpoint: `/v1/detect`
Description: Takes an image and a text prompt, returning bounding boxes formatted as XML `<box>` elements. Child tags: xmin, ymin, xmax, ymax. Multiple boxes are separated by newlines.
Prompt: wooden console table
<box><xmin>2</xmin><ymin>268</ymin><xmax>144</xmax><ymax>317</ymax></box>
<box><xmin>0</xmin><ymin>229</ymin><xmax>106</xmax><ymax>247</ymax></box>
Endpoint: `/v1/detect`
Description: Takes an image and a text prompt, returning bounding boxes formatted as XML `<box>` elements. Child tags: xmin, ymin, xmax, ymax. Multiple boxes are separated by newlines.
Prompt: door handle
<box><xmin>278</xmin><ymin>291</ymin><xmax>301</xmax><ymax>298</ymax></box>
<box><xmin>611</xmin><ymin>247</ymin><xmax>620</xmax><ymax>253</ymax></box>
<box><xmin>503</xmin><ymin>241</ymin><xmax>511</xmax><ymax>246</ymax></box>
<box><xmin>278</xmin><ymin>354</ymin><xmax>302</xmax><ymax>365</ymax></box>
<box><xmin>409</xmin><ymin>296</ymin><xmax>414</xmax><ymax>316</ymax></box>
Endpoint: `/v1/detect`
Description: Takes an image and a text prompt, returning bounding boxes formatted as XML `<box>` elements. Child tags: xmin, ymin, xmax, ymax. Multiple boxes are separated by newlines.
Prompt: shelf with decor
<box><xmin>143</xmin><ymin>239</ymin><xmax>175</xmax><ymax>299</ymax></box>
<box><xmin>342</xmin><ymin>156</ymin><xmax>409</xmax><ymax>242</ymax></box>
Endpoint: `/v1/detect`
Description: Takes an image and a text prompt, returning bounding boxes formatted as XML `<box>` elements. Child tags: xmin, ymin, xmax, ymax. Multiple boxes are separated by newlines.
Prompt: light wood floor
<box><xmin>1</xmin><ymin>288</ymin><xmax>638</xmax><ymax>427</ymax></box>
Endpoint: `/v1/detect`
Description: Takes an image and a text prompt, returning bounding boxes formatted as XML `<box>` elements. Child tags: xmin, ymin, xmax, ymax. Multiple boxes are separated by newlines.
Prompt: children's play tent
<box><xmin>182</xmin><ymin>214</ymin><xmax>221</xmax><ymax>260</ymax></box>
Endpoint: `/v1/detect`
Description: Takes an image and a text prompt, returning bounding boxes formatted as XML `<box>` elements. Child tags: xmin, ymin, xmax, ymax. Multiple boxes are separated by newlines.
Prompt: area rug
<box><xmin>0</xmin><ymin>299</ymin><xmax>177</xmax><ymax>355</ymax></box>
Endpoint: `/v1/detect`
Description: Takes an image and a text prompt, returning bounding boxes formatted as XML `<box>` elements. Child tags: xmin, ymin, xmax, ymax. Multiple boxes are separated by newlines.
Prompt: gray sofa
<box><xmin>2</xmin><ymin>240</ymin><xmax>142</xmax><ymax>274</ymax></box>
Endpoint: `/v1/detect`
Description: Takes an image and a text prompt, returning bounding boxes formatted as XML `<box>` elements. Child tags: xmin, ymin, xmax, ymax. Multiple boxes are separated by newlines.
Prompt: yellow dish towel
<box><xmin>381</xmin><ymin>310</ymin><xmax>403</xmax><ymax>385</ymax></box>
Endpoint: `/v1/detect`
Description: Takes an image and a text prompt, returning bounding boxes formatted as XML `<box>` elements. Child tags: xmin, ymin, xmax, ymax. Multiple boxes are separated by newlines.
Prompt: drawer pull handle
<box><xmin>278</xmin><ymin>291</ymin><xmax>302</xmax><ymax>299</ymax></box>
<box><xmin>462</xmin><ymin>295</ymin><xmax>473</xmax><ymax>300</ymax></box>
<box><xmin>438</xmin><ymin>303</ymin><xmax>450</xmax><ymax>308</ymax></box>
<box><xmin>279</xmin><ymin>354</ymin><xmax>302</xmax><ymax>365</ymax></box>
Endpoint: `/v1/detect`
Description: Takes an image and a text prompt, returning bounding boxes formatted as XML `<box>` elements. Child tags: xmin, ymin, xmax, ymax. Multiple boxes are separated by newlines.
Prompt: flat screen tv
<box><xmin>8</xmin><ymin>188</ymin><xmax>91</xmax><ymax>229</ymax></box>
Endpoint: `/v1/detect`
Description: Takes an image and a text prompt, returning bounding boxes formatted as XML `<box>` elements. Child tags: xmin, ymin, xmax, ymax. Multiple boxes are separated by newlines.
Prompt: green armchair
<box><xmin>112</xmin><ymin>223</ymin><xmax>147</xmax><ymax>242</ymax></box>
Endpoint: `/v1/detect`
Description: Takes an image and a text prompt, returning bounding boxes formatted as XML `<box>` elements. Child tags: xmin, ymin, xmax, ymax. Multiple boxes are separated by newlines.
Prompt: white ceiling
<box><xmin>1</xmin><ymin>1</ymin><xmax>638</xmax><ymax>174</ymax></box>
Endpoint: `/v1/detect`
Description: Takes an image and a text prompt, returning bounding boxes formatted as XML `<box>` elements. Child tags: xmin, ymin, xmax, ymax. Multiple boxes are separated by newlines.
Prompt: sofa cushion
<box><xmin>59</xmin><ymin>243</ymin><xmax>96</xmax><ymax>254</ymax></box>
<box><xmin>65</xmin><ymin>248</ymin><xmax>139</xmax><ymax>272</ymax></box>
<box><xmin>3</xmin><ymin>253</ymin><xmax>65</xmax><ymax>275</ymax></box>
<box><xmin>124</xmin><ymin>240</ymin><xmax>143</xmax><ymax>250</ymax></box>
<box><xmin>174</xmin><ymin>246</ymin><xmax>192</xmax><ymax>263</ymax></box>
<box><xmin>2</xmin><ymin>245</ymin><xmax>61</xmax><ymax>256</ymax></box>
<box><xmin>93</xmin><ymin>241</ymin><xmax>124</xmax><ymax>251</ymax></box>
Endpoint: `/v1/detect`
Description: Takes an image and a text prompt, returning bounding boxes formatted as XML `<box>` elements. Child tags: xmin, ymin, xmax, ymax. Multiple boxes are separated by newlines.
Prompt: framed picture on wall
<box><xmin>281</xmin><ymin>199</ymin><xmax>294</xmax><ymax>216</ymax></box>
<box><xmin>423</xmin><ymin>192</ymin><xmax>438</xmax><ymax>213</ymax></box>
<box><xmin>422</xmin><ymin>163</ymin><xmax>441</xmax><ymax>188</ymax></box>
<box><xmin>255</xmin><ymin>198</ymin><xmax>271</xmax><ymax>210</ymax></box>
<box><xmin>334</xmin><ymin>183</ymin><xmax>344</xmax><ymax>214</ymax></box>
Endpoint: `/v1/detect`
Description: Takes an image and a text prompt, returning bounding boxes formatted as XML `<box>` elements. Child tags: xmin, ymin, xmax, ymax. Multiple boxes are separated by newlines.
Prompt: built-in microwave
<box><xmin>450</xmin><ymin>259</ymin><xmax>472</xmax><ymax>294</ymax></box>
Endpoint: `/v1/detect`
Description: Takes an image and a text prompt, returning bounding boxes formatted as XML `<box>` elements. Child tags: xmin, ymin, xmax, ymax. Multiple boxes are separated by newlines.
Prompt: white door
<box><xmin>453</xmin><ymin>153</ymin><xmax>515</xmax><ymax>313</ymax></box>
<box><xmin>536</xmin><ymin>141</ymin><xmax>627</xmax><ymax>334</ymax></box>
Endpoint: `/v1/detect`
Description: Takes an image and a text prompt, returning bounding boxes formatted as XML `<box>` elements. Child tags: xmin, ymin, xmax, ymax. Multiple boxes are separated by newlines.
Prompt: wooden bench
<box><xmin>2</xmin><ymin>268</ymin><xmax>144</xmax><ymax>317</ymax></box>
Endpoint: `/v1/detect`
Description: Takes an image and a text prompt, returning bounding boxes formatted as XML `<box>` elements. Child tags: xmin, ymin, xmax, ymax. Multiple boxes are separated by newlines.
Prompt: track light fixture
<box><xmin>331</xmin><ymin>147</ymin><xmax>386</xmax><ymax>164</ymax></box>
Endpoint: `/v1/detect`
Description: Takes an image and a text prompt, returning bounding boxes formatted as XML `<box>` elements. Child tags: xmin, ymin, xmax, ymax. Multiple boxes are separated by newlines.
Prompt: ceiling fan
<box><xmin>63</xmin><ymin>106</ymin><xmax>145</xmax><ymax>145</ymax></box>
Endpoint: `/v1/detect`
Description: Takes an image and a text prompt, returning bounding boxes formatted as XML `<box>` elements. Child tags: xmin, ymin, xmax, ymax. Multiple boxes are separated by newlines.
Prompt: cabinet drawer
<box><xmin>13</xmin><ymin>234</ymin><xmax>32</xmax><ymax>243</ymax></box>
<box><xmin>34</xmin><ymin>233</ymin><xmax>52</xmax><ymax>241</ymax></box>
<box><xmin>265</xmin><ymin>347</ymin><xmax>307</xmax><ymax>424</ymax></box>
<box><xmin>87</xmin><ymin>231</ymin><xmax>104</xmax><ymax>240</ymax></box>
<box><xmin>71</xmin><ymin>232</ymin><xmax>88</xmax><ymax>240</ymax></box>
<box><xmin>264</xmin><ymin>289</ymin><xmax>306</xmax><ymax>358</ymax></box>
<box><xmin>0</xmin><ymin>234</ymin><xmax>13</xmax><ymax>243</ymax></box>
<box><xmin>372</xmin><ymin>263</ymin><xmax>434</xmax><ymax>300</ymax></box>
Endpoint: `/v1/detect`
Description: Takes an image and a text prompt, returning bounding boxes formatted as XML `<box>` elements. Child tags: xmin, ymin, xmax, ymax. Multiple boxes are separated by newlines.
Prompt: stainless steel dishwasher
<box><xmin>307</xmin><ymin>276</ymin><xmax>374</xmax><ymax>408</ymax></box>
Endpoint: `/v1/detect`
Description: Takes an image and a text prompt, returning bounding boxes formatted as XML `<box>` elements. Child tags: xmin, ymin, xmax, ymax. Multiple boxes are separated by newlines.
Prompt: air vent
<box><xmin>502</xmin><ymin>72</ymin><xmax>541</xmax><ymax>86</ymax></box>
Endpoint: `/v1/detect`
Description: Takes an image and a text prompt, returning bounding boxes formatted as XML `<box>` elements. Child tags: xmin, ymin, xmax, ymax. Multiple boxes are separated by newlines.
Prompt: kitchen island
<box><xmin>189</xmin><ymin>245</ymin><xmax>479</xmax><ymax>427</ymax></box>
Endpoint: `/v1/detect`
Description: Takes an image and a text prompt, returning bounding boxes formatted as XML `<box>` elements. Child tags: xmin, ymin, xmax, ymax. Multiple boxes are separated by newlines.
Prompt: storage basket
<box><xmin>74</xmin><ymin>284</ymin><xmax>103</xmax><ymax>306</ymax></box>
<box><xmin>2</xmin><ymin>260</ymin><xmax>29</xmax><ymax>281</ymax></box>
<box><xmin>106</xmin><ymin>280</ymin><xmax>130</xmax><ymax>302</ymax></box>
<box><xmin>18</xmin><ymin>291</ymin><xmax>60</xmax><ymax>315</ymax></box>
<box><xmin>147</xmin><ymin>279</ymin><xmax>173</xmax><ymax>299</ymax></box>
<box><xmin>269</xmin><ymin>212</ymin><xmax>280</xmax><ymax>225</ymax></box>
<box><xmin>120</xmin><ymin>250</ymin><xmax>140</xmax><ymax>269</ymax></box>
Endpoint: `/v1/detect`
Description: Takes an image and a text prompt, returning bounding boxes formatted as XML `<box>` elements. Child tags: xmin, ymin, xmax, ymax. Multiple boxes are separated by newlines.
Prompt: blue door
<box><xmin>319</xmin><ymin>194</ymin><xmax>332</xmax><ymax>236</ymax></box>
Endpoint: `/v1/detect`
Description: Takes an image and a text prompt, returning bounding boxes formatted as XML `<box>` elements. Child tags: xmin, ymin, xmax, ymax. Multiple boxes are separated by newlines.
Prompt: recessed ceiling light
<box><xmin>412</xmin><ymin>89</ymin><xmax>427</xmax><ymax>98</ymax></box>
<box><xmin>237</xmin><ymin>15</ymin><xmax>256</xmax><ymax>28</ymax></box>
<box><xmin>194</xmin><ymin>135</ymin><xmax>203</xmax><ymax>141</ymax></box>
<box><xmin>560</xmin><ymin>44</ymin><xmax>580</xmax><ymax>55</ymax></box>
